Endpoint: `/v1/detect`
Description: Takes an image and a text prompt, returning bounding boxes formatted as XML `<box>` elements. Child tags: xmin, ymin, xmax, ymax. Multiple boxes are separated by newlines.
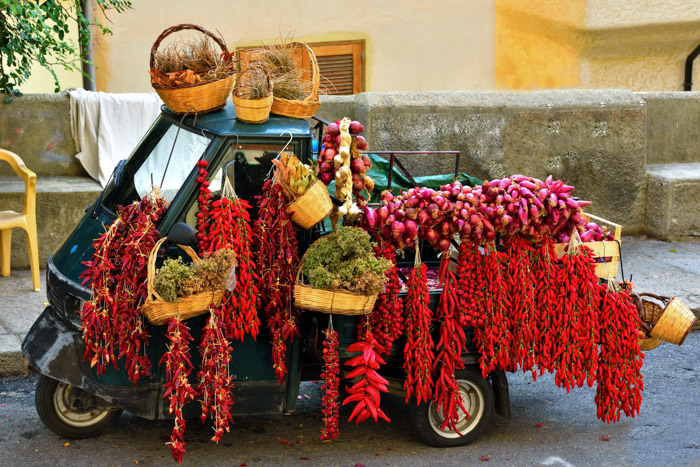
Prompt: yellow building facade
<box><xmin>17</xmin><ymin>0</ymin><xmax>700</xmax><ymax>93</ymax></box>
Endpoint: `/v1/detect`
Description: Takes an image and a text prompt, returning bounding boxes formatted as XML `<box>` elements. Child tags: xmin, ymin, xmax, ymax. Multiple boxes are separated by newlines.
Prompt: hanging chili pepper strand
<box><xmin>530</xmin><ymin>237</ymin><xmax>560</xmax><ymax>378</ymax></box>
<box><xmin>342</xmin><ymin>332</ymin><xmax>391</xmax><ymax>424</ymax></box>
<box><xmin>160</xmin><ymin>317</ymin><xmax>198</xmax><ymax>464</ymax></box>
<box><xmin>402</xmin><ymin>260</ymin><xmax>434</xmax><ymax>405</ymax></box>
<box><xmin>504</xmin><ymin>234</ymin><xmax>537</xmax><ymax>373</ymax></box>
<box><xmin>195</xmin><ymin>160</ymin><xmax>212</xmax><ymax>251</ymax></box>
<box><xmin>552</xmin><ymin>239</ymin><xmax>600</xmax><ymax>392</ymax></box>
<box><xmin>456</xmin><ymin>240</ymin><xmax>485</xmax><ymax>329</ymax></box>
<box><xmin>320</xmin><ymin>324</ymin><xmax>340</xmax><ymax>440</ymax></box>
<box><xmin>595</xmin><ymin>282</ymin><xmax>644</xmax><ymax>423</ymax></box>
<box><xmin>197</xmin><ymin>305</ymin><xmax>235</xmax><ymax>443</ymax></box>
<box><xmin>358</xmin><ymin>241</ymin><xmax>403</xmax><ymax>355</ymax></box>
<box><xmin>254</xmin><ymin>179</ymin><xmax>300</xmax><ymax>384</ymax></box>
<box><xmin>473</xmin><ymin>241</ymin><xmax>512</xmax><ymax>379</ymax></box>
<box><xmin>200</xmin><ymin>193</ymin><xmax>259</xmax><ymax>342</ymax></box>
<box><xmin>79</xmin><ymin>191</ymin><xmax>165</xmax><ymax>384</ymax></box>
<box><xmin>432</xmin><ymin>266</ymin><xmax>468</xmax><ymax>433</ymax></box>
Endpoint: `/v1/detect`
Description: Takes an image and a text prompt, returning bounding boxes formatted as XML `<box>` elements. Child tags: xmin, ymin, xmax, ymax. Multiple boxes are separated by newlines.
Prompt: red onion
<box><xmin>356</xmin><ymin>135</ymin><xmax>367</xmax><ymax>150</ymax></box>
<box><xmin>320</xmin><ymin>172</ymin><xmax>333</xmax><ymax>185</ymax></box>
<box><xmin>391</xmin><ymin>221</ymin><xmax>405</xmax><ymax>237</ymax></box>
<box><xmin>424</xmin><ymin>228</ymin><xmax>438</xmax><ymax>243</ymax></box>
<box><xmin>437</xmin><ymin>237</ymin><xmax>451</xmax><ymax>252</ymax></box>
<box><xmin>377</xmin><ymin>206</ymin><xmax>389</xmax><ymax>226</ymax></box>
<box><xmin>326</xmin><ymin>122</ymin><xmax>339</xmax><ymax>136</ymax></box>
<box><xmin>361</xmin><ymin>154</ymin><xmax>371</xmax><ymax>167</ymax></box>
<box><xmin>417</xmin><ymin>209</ymin><xmax>431</xmax><ymax>227</ymax></box>
<box><xmin>405</xmin><ymin>219</ymin><xmax>418</xmax><ymax>239</ymax></box>
<box><xmin>364</xmin><ymin>207</ymin><xmax>377</xmax><ymax>230</ymax></box>
<box><xmin>349</xmin><ymin>121</ymin><xmax>363</xmax><ymax>134</ymax></box>
<box><xmin>325</xmin><ymin>148</ymin><xmax>337</xmax><ymax>159</ymax></box>
<box><xmin>350</xmin><ymin>158</ymin><xmax>365</xmax><ymax>173</ymax></box>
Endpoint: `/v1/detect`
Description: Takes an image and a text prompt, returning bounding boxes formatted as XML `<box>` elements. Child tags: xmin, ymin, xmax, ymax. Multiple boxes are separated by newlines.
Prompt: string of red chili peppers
<box><xmin>253</xmin><ymin>179</ymin><xmax>300</xmax><ymax>384</ymax></box>
<box><xmin>197</xmin><ymin>304</ymin><xmax>235</xmax><ymax>442</ymax></box>
<box><xmin>552</xmin><ymin>238</ymin><xmax>600</xmax><ymax>392</ymax></box>
<box><xmin>320</xmin><ymin>323</ymin><xmax>340</xmax><ymax>440</ymax></box>
<box><xmin>197</xmin><ymin>169</ymin><xmax>260</xmax><ymax>342</ymax></box>
<box><xmin>504</xmin><ymin>234</ymin><xmax>537</xmax><ymax>373</ymax></box>
<box><xmin>432</xmin><ymin>254</ymin><xmax>468</xmax><ymax>433</ymax></box>
<box><xmin>473</xmin><ymin>241</ymin><xmax>513</xmax><ymax>379</ymax></box>
<box><xmin>80</xmin><ymin>191</ymin><xmax>165</xmax><ymax>385</ymax></box>
<box><xmin>402</xmin><ymin>249</ymin><xmax>434</xmax><ymax>405</ymax></box>
<box><xmin>595</xmin><ymin>281</ymin><xmax>644</xmax><ymax>423</ymax></box>
<box><xmin>530</xmin><ymin>237</ymin><xmax>561</xmax><ymax>379</ymax></box>
<box><xmin>160</xmin><ymin>317</ymin><xmax>198</xmax><ymax>464</ymax></box>
<box><xmin>456</xmin><ymin>240</ymin><xmax>486</xmax><ymax>329</ymax></box>
<box><xmin>342</xmin><ymin>331</ymin><xmax>391</xmax><ymax>424</ymax></box>
<box><xmin>357</xmin><ymin>241</ymin><xmax>403</xmax><ymax>355</ymax></box>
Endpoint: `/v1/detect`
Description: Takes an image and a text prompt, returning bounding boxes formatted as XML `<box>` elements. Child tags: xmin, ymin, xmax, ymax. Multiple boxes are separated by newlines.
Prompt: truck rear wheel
<box><xmin>35</xmin><ymin>375</ymin><xmax>122</xmax><ymax>439</ymax></box>
<box><xmin>409</xmin><ymin>366</ymin><xmax>494</xmax><ymax>447</ymax></box>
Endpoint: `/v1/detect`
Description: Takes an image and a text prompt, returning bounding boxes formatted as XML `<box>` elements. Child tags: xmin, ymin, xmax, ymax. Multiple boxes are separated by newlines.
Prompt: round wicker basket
<box><xmin>637</xmin><ymin>292</ymin><xmax>696</xmax><ymax>346</ymax></box>
<box><xmin>293</xmin><ymin>255</ymin><xmax>377</xmax><ymax>315</ymax></box>
<box><xmin>150</xmin><ymin>24</ymin><xmax>235</xmax><ymax>115</ymax></box>
<box><xmin>232</xmin><ymin>67</ymin><xmax>273</xmax><ymax>124</ymax></box>
<box><xmin>269</xmin><ymin>42</ymin><xmax>321</xmax><ymax>119</ymax></box>
<box><xmin>139</xmin><ymin>237</ymin><xmax>228</xmax><ymax>325</ymax></box>
<box><xmin>285</xmin><ymin>179</ymin><xmax>333</xmax><ymax>229</ymax></box>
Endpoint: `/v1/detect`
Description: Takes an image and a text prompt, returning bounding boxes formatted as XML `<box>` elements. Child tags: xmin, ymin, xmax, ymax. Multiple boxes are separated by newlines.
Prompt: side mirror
<box><xmin>167</xmin><ymin>222</ymin><xmax>196</xmax><ymax>246</ymax></box>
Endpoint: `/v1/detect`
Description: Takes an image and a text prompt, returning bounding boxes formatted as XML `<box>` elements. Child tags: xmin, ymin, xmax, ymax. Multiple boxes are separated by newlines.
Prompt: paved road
<box><xmin>0</xmin><ymin>333</ymin><xmax>698</xmax><ymax>467</ymax></box>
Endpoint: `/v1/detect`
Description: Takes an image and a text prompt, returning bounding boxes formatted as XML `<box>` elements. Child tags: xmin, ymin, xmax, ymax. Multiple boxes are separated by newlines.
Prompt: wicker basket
<box><xmin>150</xmin><ymin>24</ymin><xmax>235</xmax><ymax>115</ymax></box>
<box><xmin>642</xmin><ymin>293</ymin><xmax>697</xmax><ymax>345</ymax></box>
<box><xmin>285</xmin><ymin>179</ymin><xmax>333</xmax><ymax>229</ymax></box>
<box><xmin>269</xmin><ymin>42</ymin><xmax>321</xmax><ymax>119</ymax></box>
<box><xmin>293</xmin><ymin>255</ymin><xmax>377</xmax><ymax>315</ymax></box>
<box><xmin>233</xmin><ymin>92</ymin><xmax>273</xmax><ymax>123</ymax></box>
<box><xmin>232</xmin><ymin>67</ymin><xmax>273</xmax><ymax>124</ymax></box>
<box><xmin>632</xmin><ymin>293</ymin><xmax>662</xmax><ymax>351</ymax></box>
<box><xmin>139</xmin><ymin>238</ymin><xmax>226</xmax><ymax>325</ymax></box>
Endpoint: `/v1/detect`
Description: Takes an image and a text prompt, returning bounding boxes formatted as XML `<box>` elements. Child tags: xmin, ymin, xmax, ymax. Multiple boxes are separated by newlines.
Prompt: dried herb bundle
<box><xmin>151</xmin><ymin>35</ymin><xmax>233</xmax><ymax>88</ymax></box>
<box><xmin>252</xmin><ymin>35</ymin><xmax>312</xmax><ymax>101</ymax></box>
<box><xmin>153</xmin><ymin>248</ymin><xmax>236</xmax><ymax>302</ymax></box>
<box><xmin>234</xmin><ymin>65</ymin><xmax>272</xmax><ymax>99</ymax></box>
<box><xmin>302</xmin><ymin>227</ymin><xmax>392</xmax><ymax>295</ymax></box>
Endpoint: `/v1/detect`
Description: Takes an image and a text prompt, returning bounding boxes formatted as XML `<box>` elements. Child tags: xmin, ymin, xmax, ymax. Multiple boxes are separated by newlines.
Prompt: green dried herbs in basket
<box><xmin>153</xmin><ymin>249</ymin><xmax>236</xmax><ymax>302</ymax></box>
<box><xmin>302</xmin><ymin>227</ymin><xmax>392</xmax><ymax>296</ymax></box>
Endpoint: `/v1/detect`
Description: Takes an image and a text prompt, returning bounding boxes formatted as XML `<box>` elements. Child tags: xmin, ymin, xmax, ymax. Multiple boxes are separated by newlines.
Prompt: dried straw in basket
<box><xmin>139</xmin><ymin>237</ymin><xmax>226</xmax><ymax>325</ymax></box>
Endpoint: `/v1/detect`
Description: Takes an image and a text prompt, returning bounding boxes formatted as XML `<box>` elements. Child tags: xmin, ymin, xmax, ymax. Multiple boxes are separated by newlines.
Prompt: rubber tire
<box><xmin>409</xmin><ymin>366</ymin><xmax>494</xmax><ymax>447</ymax></box>
<box><xmin>35</xmin><ymin>375</ymin><xmax>122</xmax><ymax>439</ymax></box>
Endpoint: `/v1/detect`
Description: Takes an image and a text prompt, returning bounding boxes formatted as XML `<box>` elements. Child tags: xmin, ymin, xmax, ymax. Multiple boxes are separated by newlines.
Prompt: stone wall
<box><xmin>320</xmin><ymin>90</ymin><xmax>649</xmax><ymax>233</ymax></box>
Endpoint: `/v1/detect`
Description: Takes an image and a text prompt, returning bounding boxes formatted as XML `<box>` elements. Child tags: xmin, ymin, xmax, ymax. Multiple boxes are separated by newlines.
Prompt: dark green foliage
<box><xmin>0</xmin><ymin>1</ymin><xmax>132</xmax><ymax>93</ymax></box>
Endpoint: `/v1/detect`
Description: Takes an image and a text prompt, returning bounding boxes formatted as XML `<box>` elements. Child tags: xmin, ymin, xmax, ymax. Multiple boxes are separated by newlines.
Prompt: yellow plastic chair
<box><xmin>0</xmin><ymin>149</ymin><xmax>40</xmax><ymax>291</ymax></box>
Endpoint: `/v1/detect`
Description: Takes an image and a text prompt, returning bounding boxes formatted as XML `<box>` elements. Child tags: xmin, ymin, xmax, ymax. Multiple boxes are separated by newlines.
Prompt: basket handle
<box><xmin>637</xmin><ymin>292</ymin><xmax>672</xmax><ymax>305</ymax></box>
<box><xmin>296</xmin><ymin>42</ymin><xmax>320</xmax><ymax>103</ymax></box>
<box><xmin>146</xmin><ymin>237</ymin><xmax>203</xmax><ymax>302</ymax></box>
<box><xmin>150</xmin><ymin>23</ymin><xmax>230</xmax><ymax>71</ymax></box>
<box><xmin>295</xmin><ymin>250</ymin><xmax>308</xmax><ymax>286</ymax></box>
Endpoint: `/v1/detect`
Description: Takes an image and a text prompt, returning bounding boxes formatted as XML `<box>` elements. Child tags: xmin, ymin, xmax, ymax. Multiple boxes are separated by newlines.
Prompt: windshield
<box><xmin>101</xmin><ymin>118</ymin><xmax>211</xmax><ymax>214</ymax></box>
<box><xmin>134</xmin><ymin>125</ymin><xmax>210</xmax><ymax>201</ymax></box>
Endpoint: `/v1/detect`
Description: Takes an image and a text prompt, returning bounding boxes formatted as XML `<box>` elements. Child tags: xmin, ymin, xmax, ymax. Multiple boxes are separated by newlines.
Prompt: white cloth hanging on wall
<box><xmin>68</xmin><ymin>89</ymin><xmax>162</xmax><ymax>187</ymax></box>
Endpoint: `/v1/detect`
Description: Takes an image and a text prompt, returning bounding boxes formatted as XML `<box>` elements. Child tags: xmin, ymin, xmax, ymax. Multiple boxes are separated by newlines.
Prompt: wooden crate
<box><xmin>554</xmin><ymin>213</ymin><xmax>622</xmax><ymax>279</ymax></box>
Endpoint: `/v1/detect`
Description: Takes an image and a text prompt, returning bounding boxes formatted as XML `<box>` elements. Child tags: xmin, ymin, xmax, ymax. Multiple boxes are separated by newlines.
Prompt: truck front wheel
<box><xmin>409</xmin><ymin>366</ymin><xmax>494</xmax><ymax>447</ymax></box>
<box><xmin>35</xmin><ymin>375</ymin><xmax>122</xmax><ymax>439</ymax></box>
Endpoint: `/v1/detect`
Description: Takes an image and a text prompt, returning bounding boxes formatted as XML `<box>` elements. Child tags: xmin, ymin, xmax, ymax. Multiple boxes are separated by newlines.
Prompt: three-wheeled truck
<box><xmin>21</xmin><ymin>103</ymin><xmax>510</xmax><ymax>448</ymax></box>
